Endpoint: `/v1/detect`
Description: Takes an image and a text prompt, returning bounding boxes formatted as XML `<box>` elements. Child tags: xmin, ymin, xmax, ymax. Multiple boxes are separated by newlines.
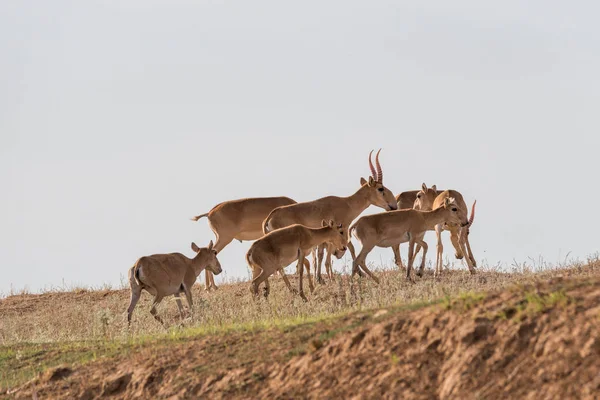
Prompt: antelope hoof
<box><xmin>316</xmin><ymin>276</ymin><xmax>326</xmax><ymax>285</ymax></box>
<box><xmin>416</xmin><ymin>270</ymin><xmax>423</xmax><ymax>278</ymax></box>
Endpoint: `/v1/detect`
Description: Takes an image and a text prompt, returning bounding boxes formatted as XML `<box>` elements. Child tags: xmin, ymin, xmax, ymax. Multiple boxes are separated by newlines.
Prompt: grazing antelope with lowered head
<box><xmin>425</xmin><ymin>190</ymin><xmax>476</xmax><ymax>277</ymax></box>
<box><xmin>247</xmin><ymin>220</ymin><xmax>348</xmax><ymax>301</ymax></box>
<box><xmin>350</xmin><ymin>195</ymin><xmax>469</xmax><ymax>283</ymax></box>
<box><xmin>127</xmin><ymin>241</ymin><xmax>222</xmax><ymax>326</ymax></box>
<box><xmin>262</xmin><ymin>149</ymin><xmax>397</xmax><ymax>284</ymax></box>
<box><xmin>394</xmin><ymin>184</ymin><xmax>476</xmax><ymax>276</ymax></box>
<box><xmin>191</xmin><ymin>196</ymin><xmax>297</xmax><ymax>291</ymax></box>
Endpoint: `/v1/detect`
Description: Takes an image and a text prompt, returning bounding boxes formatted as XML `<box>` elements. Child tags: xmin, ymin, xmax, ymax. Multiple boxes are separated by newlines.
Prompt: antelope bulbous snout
<box><xmin>461</xmin><ymin>221</ymin><xmax>470</xmax><ymax>227</ymax></box>
<box><xmin>333</xmin><ymin>248</ymin><xmax>346</xmax><ymax>259</ymax></box>
<box><xmin>212</xmin><ymin>262</ymin><xmax>223</xmax><ymax>275</ymax></box>
<box><xmin>388</xmin><ymin>203</ymin><xmax>398</xmax><ymax>211</ymax></box>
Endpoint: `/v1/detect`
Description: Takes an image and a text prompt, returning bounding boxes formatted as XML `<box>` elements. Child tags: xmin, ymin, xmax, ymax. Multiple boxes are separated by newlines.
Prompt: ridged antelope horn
<box><xmin>375</xmin><ymin>148</ymin><xmax>383</xmax><ymax>183</ymax></box>
<box><xmin>368</xmin><ymin>150</ymin><xmax>377</xmax><ymax>181</ymax></box>
<box><xmin>468</xmin><ymin>200</ymin><xmax>477</xmax><ymax>226</ymax></box>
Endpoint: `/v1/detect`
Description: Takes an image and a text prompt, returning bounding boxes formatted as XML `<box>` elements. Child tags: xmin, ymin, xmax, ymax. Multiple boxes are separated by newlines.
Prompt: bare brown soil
<box><xmin>4</xmin><ymin>270</ymin><xmax>600</xmax><ymax>400</ymax></box>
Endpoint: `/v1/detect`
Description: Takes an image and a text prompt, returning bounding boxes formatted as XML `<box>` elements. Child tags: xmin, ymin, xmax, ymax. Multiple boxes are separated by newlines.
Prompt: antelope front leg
<box><xmin>415</xmin><ymin>237</ymin><xmax>429</xmax><ymax>278</ymax></box>
<box><xmin>434</xmin><ymin>224</ymin><xmax>444</xmax><ymax>278</ymax></box>
<box><xmin>316</xmin><ymin>245</ymin><xmax>326</xmax><ymax>284</ymax></box>
<box><xmin>406</xmin><ymin>237</ymin><xmax>416</xmax><ymax>284</ymax></box>
<box><xmin>449</xmin><ymin>229</ymin><xmax>464</xmax><ymax>260</ymax></box>
<box><xmin>182</xmin><ymin>285</ymin><xmax>195</xmax><ymax>322</ymax></box>
<box><xmin>463</xmin><ymin>228</ymin><xmax>477</xmax><ymax>270</ymax></box>
<box><xmin>392</xmin><ymin>244</ymin><xmax>405</xmax><ymax>271</ymax></box>
<box><xmin>303</xmin><ymin>259</ymin><xmax>314</xmax><ymax>293</ymax></box>
<box><xmin>460</xmin><ymin>230</ymin><xmax>477</xmax><ymax>274</ymax></box>
<box><xmin>324</xmin><ymin>247</ymin><xmax>334</xmax><ymax>281</ymax></box>
<box><xmin>297</xmin><ymin>250</ymin><xmax>308</xmax><ymax>301</ymax></box>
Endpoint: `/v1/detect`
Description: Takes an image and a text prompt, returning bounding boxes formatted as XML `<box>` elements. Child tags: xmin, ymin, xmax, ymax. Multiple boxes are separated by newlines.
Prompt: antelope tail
<box><xmin>132</xmin><ymin>261</ymin><xmax>142</xmax><ymax>286</ymax></box>
<box><xmin>190</xmin><ymin>213</ymin><xmax>209</xmax><ymax>222</ymax></box>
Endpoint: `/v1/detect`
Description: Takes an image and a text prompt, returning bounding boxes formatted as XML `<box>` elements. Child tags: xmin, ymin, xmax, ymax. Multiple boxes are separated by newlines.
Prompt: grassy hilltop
<box><xmin>1</xmin><ymin>258</ymin><xmax>599</xmax><ymax>399</ymax></box>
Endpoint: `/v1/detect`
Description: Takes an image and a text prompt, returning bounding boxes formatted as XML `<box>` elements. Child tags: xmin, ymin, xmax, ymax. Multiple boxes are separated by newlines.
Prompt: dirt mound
<box><xmin>261</xmin><ymin>278</ymin><xmax>600</xmax><ymax>399</ymax></box>
<box><xmin>7</xmin><ymin>276</ymin><xmax>600</xmax><ymax>399</ymax></box>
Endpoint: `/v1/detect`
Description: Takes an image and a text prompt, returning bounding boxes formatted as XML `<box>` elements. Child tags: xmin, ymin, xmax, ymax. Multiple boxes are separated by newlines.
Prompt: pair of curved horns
<box><xmin>368</xmin><ymin>149</ymin><xmax>383</xmax><ymax>183</ymax></box>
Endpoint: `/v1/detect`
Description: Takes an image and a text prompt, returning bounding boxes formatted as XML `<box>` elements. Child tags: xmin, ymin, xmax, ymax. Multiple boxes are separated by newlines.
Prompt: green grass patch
<box><xmin>442</xmin><ymin>291</ymin><xmax>486</xmax><ymax>312</ymax></box>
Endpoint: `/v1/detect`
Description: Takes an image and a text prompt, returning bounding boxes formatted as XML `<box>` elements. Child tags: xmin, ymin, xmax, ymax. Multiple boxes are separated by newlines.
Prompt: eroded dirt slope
<box><xmin>6</xmin><ymin>275</ymin><xmax>600</xmax><ymax>400</ymax></box>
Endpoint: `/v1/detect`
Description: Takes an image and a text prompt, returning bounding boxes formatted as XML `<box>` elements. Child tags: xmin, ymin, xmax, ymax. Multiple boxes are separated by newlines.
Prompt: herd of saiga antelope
<box><xmin>126</xmin><ymin>149</ymin><xmax>476</xmax><ymax>326</ymax></box>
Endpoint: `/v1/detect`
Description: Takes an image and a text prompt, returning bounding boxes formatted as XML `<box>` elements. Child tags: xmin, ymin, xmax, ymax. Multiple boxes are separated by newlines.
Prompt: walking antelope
<box><xmin>350</xmin><ymin>196</ymin><xmax>468</xmax><ymax>283</ymax></box>
<box><xmin>390</xmin><ymin>183</ymin><xmax>439</xmax><ymax>270</ymax></box>
<box><xmin>191</xmin><ymin>196</ymin><xmax>297</xmax><ymax>290</ymax></box>
<box><xmin>247</xmin><ymin>220</ymin><xmax>348</xmax><ymax>301</ymax></box>
<box><xmin>127</xmin><ymin>241</ymin><xmax>222</xmax><ymax>326</ymax></box>
<box><xmin>262</xmin><ymin>149</ymin><xmax>398</xmax><ymax>283</ymax></box>
<box><xmin>394</xmin><ymin>184</ymin><xmax>476</xmax><ymax>276</ymax></box>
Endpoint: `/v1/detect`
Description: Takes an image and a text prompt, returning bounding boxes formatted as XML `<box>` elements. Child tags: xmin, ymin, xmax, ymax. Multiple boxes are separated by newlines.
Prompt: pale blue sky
<box><xmin>1</xmin><ymin>1</ymin><xmax>599</xmax><ymax>293</ymax></box>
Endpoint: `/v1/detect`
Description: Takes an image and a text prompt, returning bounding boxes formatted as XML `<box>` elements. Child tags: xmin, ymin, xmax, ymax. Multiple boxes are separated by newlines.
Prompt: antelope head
<box><xmin>359</xmin><ymin>149</ymin><xmax>398</xmax><ymax>211</ymax></box>
<box><xmin>191</xmin><ymin>240</ymin><xmax>222</xmax><ymax>276</ymax></box>
<box><xmin>322</xmin><ymin>219</ymin><xmax>348</xmax><ymax>259</ymax></box>
<box><xmin>413</xmin><ymin>182</ymin><xmax>438</xmax><ymax>211</ymax></box>
<box><xmin>441</xmin><ymin>198</ymin><xmax>469</xmax><ymax>227</ymax></box>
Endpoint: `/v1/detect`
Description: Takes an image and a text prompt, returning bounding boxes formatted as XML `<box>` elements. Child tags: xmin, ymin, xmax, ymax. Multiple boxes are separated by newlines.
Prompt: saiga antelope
<box><xmin>127</xmin><ymin>241</ymin><xmax>222</xmax><ymax>326</ymax></box>
<box><xmin>350</xmin><ymin>196</ymin><xmax>468</xmax><ymax>283</ymax></box>
<box><xmin>389</xmin><ymin>183</ymin><xmax>439</xmax><ymax>270</ymax></box>
<box><xmin>394</xmin><ymin>184</ymin><xmax>476</xmax><ymax>276</ymax></box>
<box><xmin>262</xmin><ymin>149</ymin><xmax>398</xmax><ymax>284</ymax></box>
<box><xmin>247</xmin><ymin>220</ymin><xmax>348</xmax><ymax>301</ymax></box>
<box><xmin>191</xmin><ymin>196</ymin><xmax>296</xmax><ymax>290</ymax></box>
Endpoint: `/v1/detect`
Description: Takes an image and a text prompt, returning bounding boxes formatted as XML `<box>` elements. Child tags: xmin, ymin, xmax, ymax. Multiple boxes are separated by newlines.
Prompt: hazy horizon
<box><xmin>2</xmin><ymin>1</ymin><xmax>599</xmax><ymax>294</ymax></box>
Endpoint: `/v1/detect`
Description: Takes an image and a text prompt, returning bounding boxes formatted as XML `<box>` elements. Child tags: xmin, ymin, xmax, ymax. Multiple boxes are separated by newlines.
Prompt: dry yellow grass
<box><xmin>1</xmin><ymin>256</ymin><xmax>598</xmax><ymax>345</ymax></box>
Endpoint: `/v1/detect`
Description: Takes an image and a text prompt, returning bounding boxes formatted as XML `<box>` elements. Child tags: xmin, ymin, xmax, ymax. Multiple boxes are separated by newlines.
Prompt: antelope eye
<box><xmin>377</xmin><ymin>187</ymin><xmax>384</xmax><ymax>192</ymax></box>
<box><xmin>340</xmin><ymin>231</ymin><xmax>344</xmax><ymax>235</ymax></box>
<box><xmin>417</xmin><ymin>194</ymin><xmax>421</xmax><ymax>198</ymax></box>
<box><xmin>452</xmin><ymin>207</ymin><xmax>458</xmax><ymax>212</ymax></box>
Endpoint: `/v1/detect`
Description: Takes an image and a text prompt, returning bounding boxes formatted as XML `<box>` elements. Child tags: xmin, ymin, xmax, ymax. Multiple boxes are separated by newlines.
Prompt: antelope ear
<box><xmin>368</xmin><ymin>176</ymin><xmax>375</xmax><ymax>186</ymax></box>
<box><xmin>360</xmin><ymin>177</ymin><xmax>367</xmax><ymax>186</ymax></box>
<box><xmin>443</xmin><ymin>198</ymin><xmax>450</xmax><ymax>207</ymax></box>
<box><xmin>322</xmin><ymin>219</ymin><xmax>328</xmax><ymax>227</ymax></box>
<box><xmin>207</xmin><ymin>240</ymin><xmax>214</xmax><ymax>251</ymax></box>
<box><xmin>431</xmin><ymin>185</ymin><xmax>437</xmax><ymax>193</ymax></box>
<box><xmin>191</xmin><ymin>242</ymin><xmax>201</xmax><ymax>253</ymax></box>
<box><xmin>328</xmin><ymin>219</ymin><xmax>335</xmax><ymax>228</ymax></box>
<box><xmin>422</xmin><ymin>183</ymin><xmax>427</xmax><ymax>191</ymax></box>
